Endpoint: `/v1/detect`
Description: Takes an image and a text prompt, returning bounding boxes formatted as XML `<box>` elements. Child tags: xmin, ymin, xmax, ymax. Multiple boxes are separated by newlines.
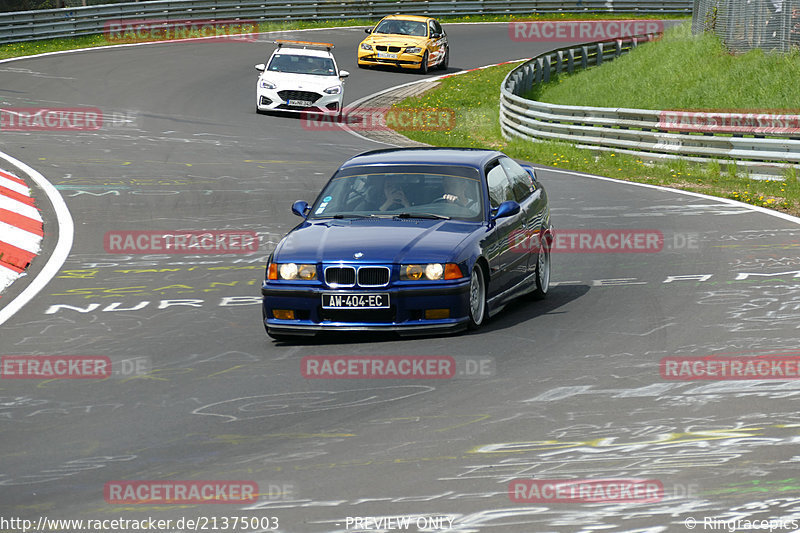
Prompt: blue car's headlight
<box><xmin>268</xmin><ymin>262</ymin><xmax>317</xmax><ymax>280</ymax></box>
<box><xmin>400</xmin><ymin>263</ymin><xmax>463</xmax><ymax>281</ymax></box>
<box><xmin>405</xmin><ymin>47</ymin><xmax>422</xmax><ymax>54</ymax></box>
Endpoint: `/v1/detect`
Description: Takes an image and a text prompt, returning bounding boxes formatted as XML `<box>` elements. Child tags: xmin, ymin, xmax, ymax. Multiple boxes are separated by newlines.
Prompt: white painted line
<box><xmin>0</xmin><ymin>152</ymin><xmax>74</xmax><ymax>327</ymax></box>
<box><xmin>541</xmin><ymin>167</ymin><xmax>800</xmax><ymax>225</ymax></box>
<box><xmin>0</xmin><ymin>174</ymin><xmax>31</xmax><ymax>195</ymax></box>
<box><xmin>0</xmin><ymin>263</ymin><xmax>19</xmax><ymax>292</ymax></box>
<box><xmin>0</xmin><ymin>220</ymin><xmax>41</xmax><ymax>253</ymax></box>
<box><xmin>0</xmin><ymin>195</ymin><xmax>41</xmax><ymax>220</ymax></box>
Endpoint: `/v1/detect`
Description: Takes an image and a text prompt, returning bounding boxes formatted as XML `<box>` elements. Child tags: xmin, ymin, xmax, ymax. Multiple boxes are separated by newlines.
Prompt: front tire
<box><xmin>467</xmin><ymin>265</ymin><xmax>487</xmax><ymax>330</ymax></box>
<box><xmin>437</xmin><ymin>47</ymin><xmax>449</xmax><ymax>70</ymax></box>
<box><xmin>531</xmin><ymin>230</ymin><xmax>551</xmax><ymax>299</ymax></box>
<box><xmin>418</xmin><ymin>51</ymin><xmax>429</xmax><ymax>74</ymax></box>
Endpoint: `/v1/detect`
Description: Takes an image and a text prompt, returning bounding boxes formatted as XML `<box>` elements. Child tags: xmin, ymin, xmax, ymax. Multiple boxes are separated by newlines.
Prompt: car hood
<box><xmin>259</xmin><ymin>71</ymin><xmax>340</xmax><ymax>91</ymax></box>
<box><xmin>275</xmin><ymin>218</ymin><xmax>476</xmax><ymax>264</ymax></box>
<box><xmin>363</xmin><ymin>35</ymin><xmax>429</xmax><ymax>48</ymax></box>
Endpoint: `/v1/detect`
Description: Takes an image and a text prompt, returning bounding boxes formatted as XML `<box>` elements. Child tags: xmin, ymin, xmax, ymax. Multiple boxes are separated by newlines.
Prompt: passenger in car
<box><xmin>379</xmin><ymin>175</ymin><xmax>412</xmax><ymax>211</ymax></box>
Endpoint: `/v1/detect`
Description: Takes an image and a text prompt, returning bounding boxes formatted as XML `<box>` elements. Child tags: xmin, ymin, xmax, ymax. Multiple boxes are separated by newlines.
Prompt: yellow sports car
<box><xmin>358</xmin><ymin>15</ymin><xmax>449</xmax><ymax>73</ymax></box>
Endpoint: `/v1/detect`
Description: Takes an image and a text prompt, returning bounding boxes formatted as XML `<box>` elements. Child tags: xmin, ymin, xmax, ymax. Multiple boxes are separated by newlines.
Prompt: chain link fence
<box><xmin>693</xmin><ymin>0</ymin><xmax>800</xmax><ymax>52</ymax></box>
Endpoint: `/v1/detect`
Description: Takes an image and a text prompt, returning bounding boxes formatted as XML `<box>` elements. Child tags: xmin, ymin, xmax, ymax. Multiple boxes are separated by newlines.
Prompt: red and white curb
<box><xmin>0</xmin><ymin>168</ymin><xmax>43</xmax><ymax>293</ymax></box>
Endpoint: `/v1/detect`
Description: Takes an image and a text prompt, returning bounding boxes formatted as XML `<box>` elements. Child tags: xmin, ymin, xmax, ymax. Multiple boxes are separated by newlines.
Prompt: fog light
<box><xmin>425</xmin><ymin>309</ymin><xmax>450</xmax><ymax>320</ymax></box>
<box><xmin>273</xmin><ymin>309</ymin><xmax>295</xmax><ymax>320</ymax></box>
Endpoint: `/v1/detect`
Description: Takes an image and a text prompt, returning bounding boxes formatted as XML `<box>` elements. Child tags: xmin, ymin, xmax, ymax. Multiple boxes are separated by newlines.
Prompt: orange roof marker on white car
<box><xmin>274</xmin><ymin>40</ymin><xmax>334</xmax><ymax>50</ymax></box>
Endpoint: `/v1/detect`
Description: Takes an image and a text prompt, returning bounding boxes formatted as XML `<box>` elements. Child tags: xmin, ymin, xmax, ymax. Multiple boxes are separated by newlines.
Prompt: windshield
<box><xmin>373</xmin><ymin>19</ymin><xmax>428</xmax><ymax>37</ymax></box>
<box><xmin>267</xmin><ymin>53</ymin><xmax>336</xmax><ymax>76</ymax></box>
<box><xmin>309</xmin><ymin>165</ymin><xmax>484</xmax><ymax>221</ymax></box>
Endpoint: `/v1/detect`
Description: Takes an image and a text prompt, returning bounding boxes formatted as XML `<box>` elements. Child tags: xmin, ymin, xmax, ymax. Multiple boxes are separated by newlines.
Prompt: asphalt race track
<box><xmin>2</xmin><ymin>23</ymin><xmax>800</xmax><ymax>533</ymax></box>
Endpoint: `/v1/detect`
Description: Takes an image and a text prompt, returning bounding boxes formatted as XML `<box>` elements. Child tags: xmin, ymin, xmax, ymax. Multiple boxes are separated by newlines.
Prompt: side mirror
<box><xmin>339</xmin><ymin>70</ymin><xmax>350</xmax><ymax>78</ymax></box>
<box><xmin>365</xmin><ymin>28</ymin><xmax>372</xmax><ymax>34</ymax></box>
<box><xmin>490</xmin><ymin>200</ymin><xmax>520</xmax><ymax>223</ymax></box>
<box><xmin>431</xmin><ymin>32</ymin><xmax>441</xmax><ymax>39</ymax></box>
<box><xmin>254</xmin><ymin>63</ymin><xmax>265</xmax><ymax>72</ymax></box>
<box><xmin>291</xmin><ymin>200</ymin><xmax>309</xmax><ymax>218</ymax></box>
<box><xmin>521</xmin><ymin>164</ymin><xmax>537</xmax><ymax>181</ymax></box>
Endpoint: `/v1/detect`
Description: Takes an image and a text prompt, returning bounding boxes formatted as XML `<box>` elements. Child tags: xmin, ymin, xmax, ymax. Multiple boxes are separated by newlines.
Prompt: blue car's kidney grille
<box><xmin>357</xmin><ymin>267</ymin><xmax>390</xmax><ymax>287</ymax></box>
<box><xmin>325</xmin><ymin>267</ymin><xmax>356</xmax><ymax>287</ymax></box>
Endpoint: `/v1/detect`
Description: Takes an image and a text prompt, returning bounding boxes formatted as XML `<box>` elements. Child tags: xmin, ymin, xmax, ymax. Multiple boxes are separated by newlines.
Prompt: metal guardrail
<box><xmin>500</xmin><ymin>35</ymin><xmax>800</xmax><ymax>177</ymax></box>
<box><xmin>0</xmin><ymin>0</ymin><xmax>692</xmax><ymax>45</ymax></box>
<box><xmin>693</xmin><ymin>0</ymin><xmax>800</xmax><ymax>53</ymax></box>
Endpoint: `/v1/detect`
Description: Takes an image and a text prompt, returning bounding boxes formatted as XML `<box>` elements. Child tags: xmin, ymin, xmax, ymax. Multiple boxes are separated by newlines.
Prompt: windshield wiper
<box><xmin>395</xmin><ymin>212</ymin><xmax>451</xmax><ymax>220</ymax></box>
<box><xmin>331</xmin><ymin>213</ymin><xmax>393</xmax><ymax>219</ymax></box>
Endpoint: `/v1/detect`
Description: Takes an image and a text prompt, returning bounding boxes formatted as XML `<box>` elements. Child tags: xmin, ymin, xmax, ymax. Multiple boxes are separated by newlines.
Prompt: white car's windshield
<box><xmin>267</xmin><ymin>54</ymin><xmax>336</xmax><ymax>76</ymax></box>
<box><xmin>374</xmin><ymin>19</ymin><xmax>428</xmax><ymax>37</ymax></box>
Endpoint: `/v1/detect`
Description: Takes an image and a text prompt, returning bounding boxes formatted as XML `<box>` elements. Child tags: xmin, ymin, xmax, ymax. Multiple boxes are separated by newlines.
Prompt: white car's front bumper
<box><xmin>256</xmin><ymin>87</ymin><xmax>343</xmax><ymax>114</ymax></box>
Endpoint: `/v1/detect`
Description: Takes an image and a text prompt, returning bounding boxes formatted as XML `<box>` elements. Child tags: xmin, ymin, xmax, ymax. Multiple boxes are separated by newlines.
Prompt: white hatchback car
<box><xmin>255</xmin><ymin>40</ymin><xmax>349</xmax><ymax>117</ymax></box>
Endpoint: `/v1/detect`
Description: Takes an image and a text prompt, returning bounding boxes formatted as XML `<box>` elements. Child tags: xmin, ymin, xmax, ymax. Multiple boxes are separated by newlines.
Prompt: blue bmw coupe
<box><xmin>261</xmin><ymin>147</ymin><xmax>552</xmax><ymax>339</ymax></box>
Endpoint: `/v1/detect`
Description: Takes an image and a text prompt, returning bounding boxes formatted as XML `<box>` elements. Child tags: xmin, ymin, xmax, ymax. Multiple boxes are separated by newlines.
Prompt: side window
<box><xmin>428</xmin><ymin>20</ymin><xmax>436</xmax><ymax>37</ymax></box>
<box><xmin>432</xmin><ymin>20</ymin><xmax>444</xmax><ymax>35</ymax></box>
<box><xmin>499</xmin><ymin>157</ymin><xmax>535</xmax><ymax>203</ymax></box>
<box><xmin>486</xmin><ymin>161</ymin><xmax>514</xmax><ymax>208</ymax></box>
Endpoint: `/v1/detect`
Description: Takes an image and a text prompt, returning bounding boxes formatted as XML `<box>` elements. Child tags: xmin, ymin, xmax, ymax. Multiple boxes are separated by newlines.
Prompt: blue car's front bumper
<box><xmin>261</xmin><ymin>280</ymin><xmax>471</xmax><ymax>336</ymax></box>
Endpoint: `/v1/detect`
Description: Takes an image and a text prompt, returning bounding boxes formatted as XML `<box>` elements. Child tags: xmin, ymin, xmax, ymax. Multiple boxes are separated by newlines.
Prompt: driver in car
<box><xmin>440</xmin><ymin>176</ymin><xmax>477</xmax><ymax>209</ymax></box>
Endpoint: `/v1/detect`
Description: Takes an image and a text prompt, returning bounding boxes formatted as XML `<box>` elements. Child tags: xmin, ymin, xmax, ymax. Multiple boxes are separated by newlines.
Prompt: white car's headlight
<box><xmin>360</xmin><ymin>43</ymin><xmax>373</xmax><ymax>51</ymax></box>
<box><xmin>259</xmin><ymin>79</ymin><xmax>277</xmax><ymax>89</ymax></box>
<box><xmin>324</xmin><ymin>86</ymin><xmax>342</xmax><ymax>95</ymax></box>
<box><xmin>405</xmin><ymin>47</ymin><xmax>422</xmax><ymax>54</ymax></box>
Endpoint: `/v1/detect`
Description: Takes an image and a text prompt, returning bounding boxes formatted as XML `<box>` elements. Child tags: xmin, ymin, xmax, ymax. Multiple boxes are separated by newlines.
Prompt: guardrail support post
<box><xmin>542</xmin><ymin>55</ymin><xmax>551</xmax><ymax>83</ymax></box>
<box><xmin>596</xmin><ymin>42</ymin><xmax>603</xmax><ymax>66</ymax></box>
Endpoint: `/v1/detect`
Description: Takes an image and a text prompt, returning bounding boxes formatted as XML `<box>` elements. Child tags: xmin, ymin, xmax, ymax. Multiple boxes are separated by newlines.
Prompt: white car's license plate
<box><xmin>287</xmin><ymin>99</ymin><xmax>313</xmax><ymax>107</ymax></box>
<box><xmin>377</xmin><ymin>52</ymin><xmax>397</xmax><ymax>59</ymax></box>
<box><xmin>322</xmin><ymin>293</ymin><xmax>389</xmax><ymax>309</ymax></box>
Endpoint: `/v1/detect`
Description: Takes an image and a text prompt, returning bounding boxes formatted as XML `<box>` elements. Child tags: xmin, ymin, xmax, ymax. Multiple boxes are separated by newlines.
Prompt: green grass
<box><xmin>531</xmin><ymin>23</ymin><xmax>800</xmax><ymax>110</ymax></box>
<box><xmin>0</xmin><ymin>13</ymin><xmax>689</xmax><ymax>61</ymax></box>
<box><xmin>392</xmin><ymin>62</ymin><xmax>800</xmax><ymax>215</ymax></box>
